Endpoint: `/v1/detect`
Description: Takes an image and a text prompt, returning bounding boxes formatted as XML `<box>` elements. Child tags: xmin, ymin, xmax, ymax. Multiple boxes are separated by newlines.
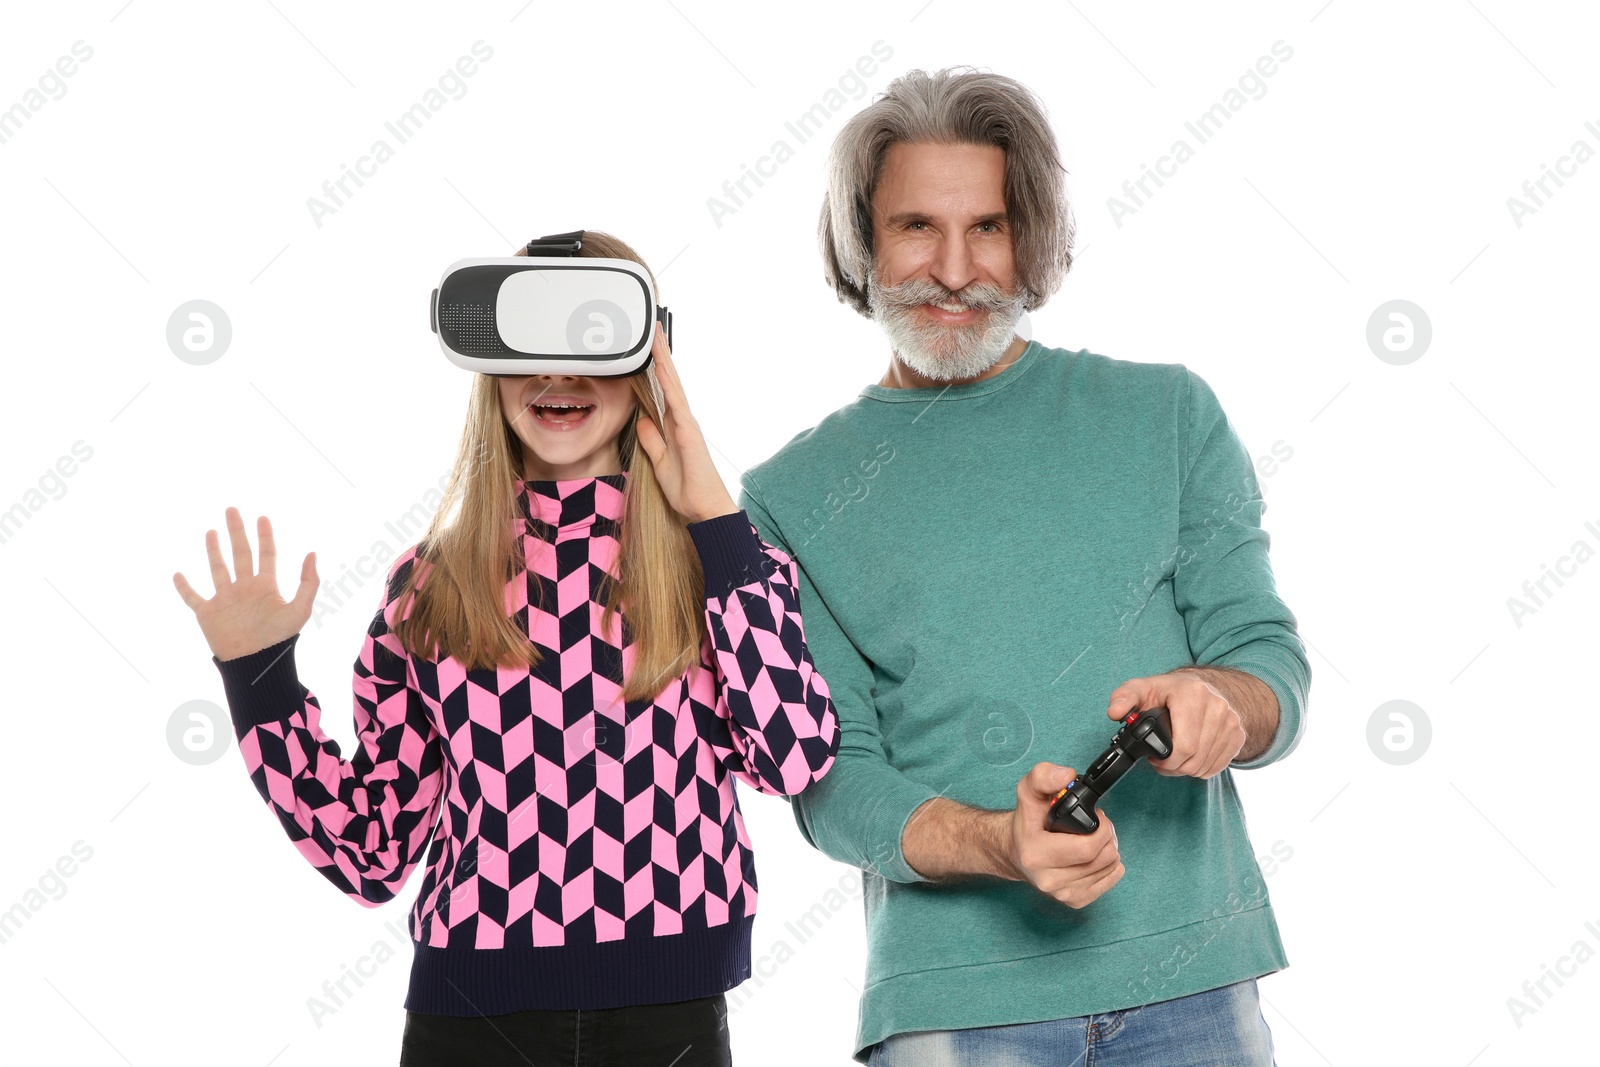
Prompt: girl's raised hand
<box><xmin>634</xmin><ymin>322</ymin><xmax>739</xmax><ymax>524</ymax></box>
<box><xmin>173</xmin><ymin>508</ymin><xmax>320</xmax><ymax>662</ymax></box>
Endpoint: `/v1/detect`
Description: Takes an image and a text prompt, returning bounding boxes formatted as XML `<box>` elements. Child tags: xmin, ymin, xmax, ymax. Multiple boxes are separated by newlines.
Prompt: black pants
<box><xmin>398</xmin><ymin>993</ymin><xmax>732</xmax><ymax>1067</ymax></box>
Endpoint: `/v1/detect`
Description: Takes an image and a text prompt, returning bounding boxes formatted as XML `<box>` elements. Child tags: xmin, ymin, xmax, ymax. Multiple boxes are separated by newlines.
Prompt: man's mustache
<box><xmin>871</xmin><ymin>276</ymin><xmax>1023</xmax><ymax>314</ymax></box>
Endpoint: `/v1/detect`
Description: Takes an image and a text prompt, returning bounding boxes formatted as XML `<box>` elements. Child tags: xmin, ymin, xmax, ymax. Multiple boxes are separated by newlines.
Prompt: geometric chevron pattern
<box><xmin>223</xmin><ymin>471</ymin><xmax>839</xmax><ymax>951</ymax></box>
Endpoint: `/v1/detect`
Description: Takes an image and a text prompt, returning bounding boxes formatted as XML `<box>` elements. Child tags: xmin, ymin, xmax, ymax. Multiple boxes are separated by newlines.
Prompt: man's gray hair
<box><xmin>818</xmin><ymin>67</ymin><xmax>1074</xmax><ymax>318</ymax></box>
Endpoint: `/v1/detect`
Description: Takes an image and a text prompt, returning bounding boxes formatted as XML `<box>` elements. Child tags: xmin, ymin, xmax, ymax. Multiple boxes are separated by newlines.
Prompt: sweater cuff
<box><xmin>686</xmin><ymin>509</ymin><xmax>772</xmax><ymax>601</ymax></box>
<box><xmin>211</xmin><ymin>633</ymin><xmax>307</xmax><ymax>738</ymax></box>
<box><xmin>1225</xmin><ymin>658</ymin><xmax>1303</xmax><ymax>770</ymax></box>
<box><xmin>794</xmin><ymin>754</ymin><xmax>944</xmax><ymax>885</ymax></box>
<box><xmin>863</xmin><ymin>776</ymin><xmax>944</xmax><ymax>885</ymax></box>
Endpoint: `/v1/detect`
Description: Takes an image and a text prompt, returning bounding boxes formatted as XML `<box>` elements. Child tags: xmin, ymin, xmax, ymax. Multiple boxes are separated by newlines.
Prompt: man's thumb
<box><xmin>1021</xmin><ymin>762</ymin><xmax>1075</xmax><ymax>802</ymax></box>
<box><xmin>1108</xmin><ymin>684</ymin><xmax>1145</xmax><ymax>721</ymax></box>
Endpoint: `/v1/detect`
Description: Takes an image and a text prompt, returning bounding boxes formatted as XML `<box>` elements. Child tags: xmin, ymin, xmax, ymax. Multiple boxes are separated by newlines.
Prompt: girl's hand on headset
<box><xmin>173</xmin><ymin>508</ymin><xmax>320</xmax><ymax>662</ymax></box>
<box><xmin>634</xmin><ymin>322</ymin><xmax>741</xmax><ymax>524</ymax></box>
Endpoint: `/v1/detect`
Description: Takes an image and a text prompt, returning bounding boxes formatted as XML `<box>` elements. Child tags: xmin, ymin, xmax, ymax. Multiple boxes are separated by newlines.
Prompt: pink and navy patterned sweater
<box><xmin>212</xmin><ymin>472</ymin><xmax>841</xmax><ymax>1015</ymax></box>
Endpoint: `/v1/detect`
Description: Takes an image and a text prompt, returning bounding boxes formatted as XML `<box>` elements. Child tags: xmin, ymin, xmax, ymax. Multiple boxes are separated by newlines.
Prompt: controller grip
<box><xmin>1132</xmin><ymin>707</ymin><xmax>1174</xmax><ymax>759</ymax></box>
<box><xmin>1045</xmin><ymin>785</ymin><xmax>1100</xmax><ymax>834</ymax></box>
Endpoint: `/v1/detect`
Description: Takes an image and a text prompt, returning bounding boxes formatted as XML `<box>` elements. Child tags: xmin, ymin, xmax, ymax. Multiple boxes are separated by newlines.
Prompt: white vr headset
<box><xmin>430</xmin><ymin>230</ymin><xmax>671</xmax><ymax>379</ymax></box>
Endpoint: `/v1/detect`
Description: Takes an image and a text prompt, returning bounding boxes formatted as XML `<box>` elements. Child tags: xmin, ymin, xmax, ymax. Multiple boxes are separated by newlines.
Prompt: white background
<box><xmin>2</xmin><ymin>1</ymin><xmax>1596</xmax><ymax>1064</ymax></box>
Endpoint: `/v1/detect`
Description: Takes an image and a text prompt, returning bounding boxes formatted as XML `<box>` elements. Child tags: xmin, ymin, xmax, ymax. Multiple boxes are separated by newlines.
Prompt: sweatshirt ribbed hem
<box><xmin>403</xmin><ymin>916</ymin><xmax>754</xmax><ymax>1015</ymax></box>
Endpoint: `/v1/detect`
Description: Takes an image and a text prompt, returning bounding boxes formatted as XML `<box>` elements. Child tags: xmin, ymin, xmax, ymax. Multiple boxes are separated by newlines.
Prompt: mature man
<box><xmin>737</xmin><ymin>68</ymin><xmax>1310</xmax><ymax>1065</ymax></box>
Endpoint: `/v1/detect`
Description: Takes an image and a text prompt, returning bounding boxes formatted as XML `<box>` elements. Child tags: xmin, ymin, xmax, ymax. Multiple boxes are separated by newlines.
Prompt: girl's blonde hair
<box><xmin>390</xmin><ymin>230</ymin><xmax>707</xmax><ymax>705</ymax></box>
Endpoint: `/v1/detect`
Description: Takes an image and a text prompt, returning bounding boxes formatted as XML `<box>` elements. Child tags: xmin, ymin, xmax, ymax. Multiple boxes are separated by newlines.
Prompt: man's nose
<box><xmin>928</xmin><ymin>234</ymin><xmax>979</xmax><ymax>294</ymax></box>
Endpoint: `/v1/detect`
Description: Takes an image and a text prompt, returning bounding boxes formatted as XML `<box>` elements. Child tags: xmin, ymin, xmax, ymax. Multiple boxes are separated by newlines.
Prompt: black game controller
<box><xmin>1045</xmin><ymin>706</ymin><xmax>1174</xmax><ymax>834</ymax></box>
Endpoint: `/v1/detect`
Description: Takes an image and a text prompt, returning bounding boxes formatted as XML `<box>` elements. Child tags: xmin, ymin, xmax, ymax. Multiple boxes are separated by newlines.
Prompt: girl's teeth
<box><xmin>533</xmin><ymin>404</ymin><xmax>593</xmax><ymax>423</ymax></box>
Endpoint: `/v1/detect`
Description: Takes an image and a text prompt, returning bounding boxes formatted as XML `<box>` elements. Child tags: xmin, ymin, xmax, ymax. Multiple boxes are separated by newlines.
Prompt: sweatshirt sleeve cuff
<box><xmin>794</xmin><ymin>754</ymin><xmax>944</xmax><ymax>884</ymax></box>
<box><xmin>211</xmin><ymin>633</ymin><xmax>307</xmax><ymax>738</ymax></box>
<box><xmin>686</xmin><ymin>509</ymin><xmax>773</xmax><ymax>601</ymax></box>
<box><xmin>866</xmin><ymin>777</ymin><xmax>944</xmax><ymax>884</ymax></box>
<box><xmin>1225</xmin><ymin>658</ymin><xmax>1304</xmax><ymax>770</ymax></box>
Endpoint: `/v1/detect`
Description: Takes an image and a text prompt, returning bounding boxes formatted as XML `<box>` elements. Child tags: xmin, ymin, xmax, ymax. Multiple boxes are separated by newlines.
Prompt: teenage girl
<box><xmin>173</xmin><ymin>231</ymin><xmax>841</xmax><ymax>1067</ymax></box>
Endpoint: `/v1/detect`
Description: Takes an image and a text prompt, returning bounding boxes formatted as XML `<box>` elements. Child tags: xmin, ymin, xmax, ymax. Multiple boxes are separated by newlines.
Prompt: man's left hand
<box><xmin>1106</xmin><ymin>672</ymin><xmax>1245</xmax><ymax>779</ymax></box>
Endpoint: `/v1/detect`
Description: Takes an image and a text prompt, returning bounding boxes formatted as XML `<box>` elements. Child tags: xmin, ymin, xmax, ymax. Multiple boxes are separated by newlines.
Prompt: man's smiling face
<box><xmin>867</xmin><ymin>140</ymin><xmax>1028</xmax><ymax>384</ymax></box>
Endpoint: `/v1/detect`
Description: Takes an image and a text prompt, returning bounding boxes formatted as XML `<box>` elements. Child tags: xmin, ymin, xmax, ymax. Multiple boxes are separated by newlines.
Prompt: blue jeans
<box><xmin>867</xmin><ymin>979</ymin><xmax>1276</xmax><ymax>1067</ymax></box>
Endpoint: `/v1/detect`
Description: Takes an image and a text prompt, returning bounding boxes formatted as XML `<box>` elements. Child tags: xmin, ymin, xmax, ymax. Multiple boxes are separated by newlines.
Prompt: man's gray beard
<box><xmin>867</xmin><ymin>273</ymin><xmax>1028</xmax><ymax>382</ymax></box>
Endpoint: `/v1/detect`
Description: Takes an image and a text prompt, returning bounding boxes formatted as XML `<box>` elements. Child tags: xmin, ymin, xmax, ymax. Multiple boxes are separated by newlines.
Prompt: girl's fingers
<box><xmin>205</xmin><ymin>527</ymin><xmax>232</xmax><ymax>591</ymax></box>
<box><xmin>172</xmin><ymin>571</ymin><xmax>206</xmax><ymax>611</ymax></box>
<box><xmin>635</xmin><ymin>414</ymin><xmax>659</xmax><ymax>457</ymax></box>
<box><xmin>650</xmin><ymin>326</ymin><xmax>674</xmax><ymax>390</ymax></box>
<box><xmin>225</xmin><ymin>507</ymin><xmax>255</xmax><ymax>580</ymax></box>
<box><xmin>646</xmin><ymin>331</ymin><xmax>673</xmax><ymax>411</ymax></box>
<box><xmin>652</xmin><ymin>325</ymin><xmax>690</xmax><ymax>414</ymax></box>
<box><xmin>289</xmin><ymin>552</ymin><xmax>319</xmax><ymax>615</ymax></box>
<box><xmin>636</xmin><ymin>416</ymin><xmax>675</xmax><ymax>478</ymax></box>
<box><xmin>257</xmin><ymin>515</ymin><xmax>277</xmax><ymax>581</ymax></box>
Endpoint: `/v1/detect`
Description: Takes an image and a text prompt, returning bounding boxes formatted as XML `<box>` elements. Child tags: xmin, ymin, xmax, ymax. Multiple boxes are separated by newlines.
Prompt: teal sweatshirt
<box><xmin>736</xmin><ymin>340</ymin><xmax>1310</xmax><ymax>1062</ymax></box>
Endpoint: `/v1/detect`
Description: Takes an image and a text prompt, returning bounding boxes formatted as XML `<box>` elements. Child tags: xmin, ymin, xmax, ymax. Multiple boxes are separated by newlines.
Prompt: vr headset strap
<box><xmin>523</xmin><ymin>231</ymin><xmax>584</xmax><ymax>256</ymax></box>
<box><xmin>523</xmin><ymin>228</ymin><xmax>672</xmax><ymax>344</ymax></box>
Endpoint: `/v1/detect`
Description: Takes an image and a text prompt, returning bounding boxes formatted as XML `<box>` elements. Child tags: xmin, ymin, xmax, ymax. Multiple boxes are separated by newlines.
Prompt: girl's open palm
<box><xmin>173</xmin><ymin>508</ymin><xmax>320</xmax><ymax>662</ymax></box>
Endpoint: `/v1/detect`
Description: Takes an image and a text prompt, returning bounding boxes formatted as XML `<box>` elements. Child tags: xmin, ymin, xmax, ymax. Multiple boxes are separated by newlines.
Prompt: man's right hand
<box><xmin>1007</xmin><ymin>762</ymin><xmax>1124</xmax><ymax>908</ymax></box>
